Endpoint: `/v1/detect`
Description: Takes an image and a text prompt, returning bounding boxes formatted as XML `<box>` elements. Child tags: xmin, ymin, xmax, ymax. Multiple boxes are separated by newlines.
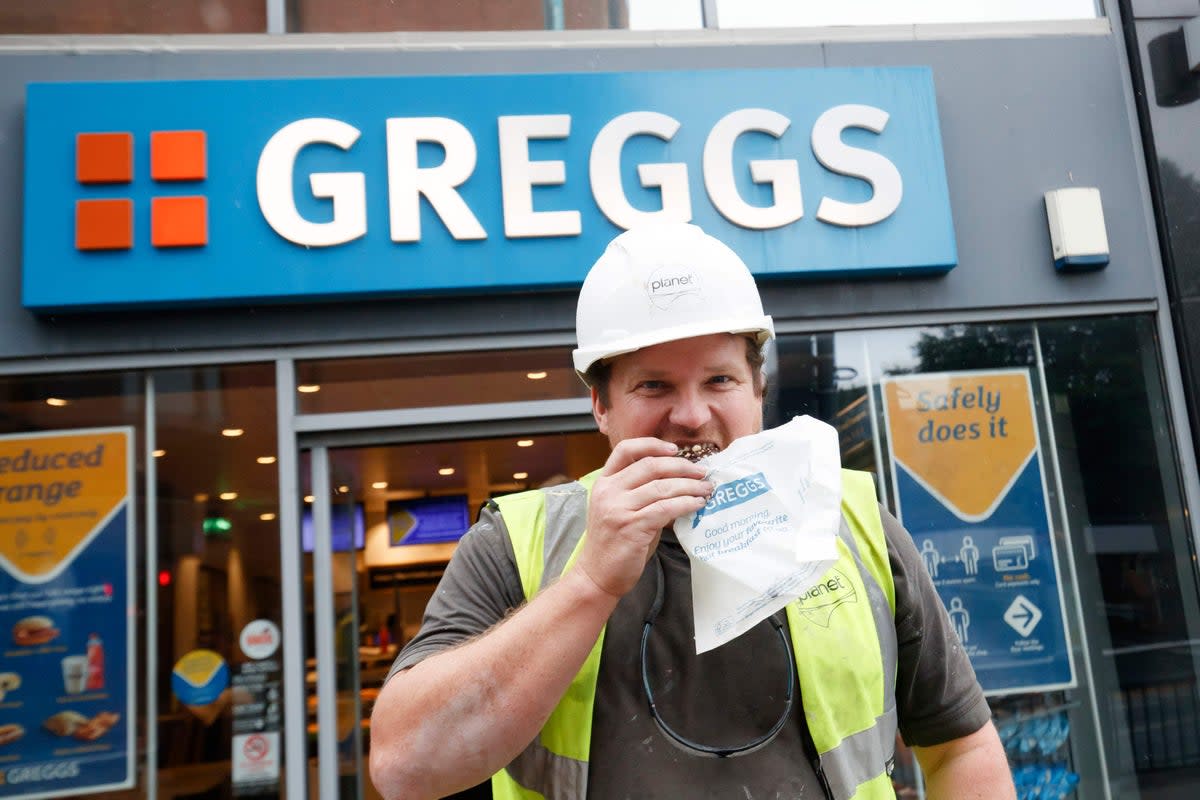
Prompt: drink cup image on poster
<box><xmin>881</xmin><ymin>370</ymin><xmax>1075</xmax><ymax>695</ymax></box>
<box><xmin>0</xmin><ymin>428</ymin><xmax>135</xmax><ymax>798</ymax></box>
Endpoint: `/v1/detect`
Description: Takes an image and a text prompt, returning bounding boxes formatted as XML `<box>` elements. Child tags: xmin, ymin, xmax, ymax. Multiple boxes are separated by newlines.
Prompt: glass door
<box><xmin>301</xmin><ymin>429</ymin><xmax>609</xmax><ymax>800</ymax></box>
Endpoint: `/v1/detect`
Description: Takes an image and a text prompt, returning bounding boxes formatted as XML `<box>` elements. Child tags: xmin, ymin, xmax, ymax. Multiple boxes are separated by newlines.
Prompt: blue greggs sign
<box><xmin>22</xmin><ymin>68</ymin><xmax>956</xmax><ymax>311</ymax></box>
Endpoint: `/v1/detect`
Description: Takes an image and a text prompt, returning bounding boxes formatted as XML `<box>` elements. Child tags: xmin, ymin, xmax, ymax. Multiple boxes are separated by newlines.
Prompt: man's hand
<box><xmin>576</xmin><ymin>437</ymin><xmax>712</xmax><ymax>598</ymax></box>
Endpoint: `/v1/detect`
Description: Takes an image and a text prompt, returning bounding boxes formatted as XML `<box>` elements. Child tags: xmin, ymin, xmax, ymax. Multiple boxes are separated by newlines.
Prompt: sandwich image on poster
<box><xmin>10</xmin><ymin>616</ymin><xmax>59</xmax><ymax>647</ymax></box>
<box><xmin>0</xmin><ymin>428</ymin><xmax>134</xmax><ymax>799</ymax></box>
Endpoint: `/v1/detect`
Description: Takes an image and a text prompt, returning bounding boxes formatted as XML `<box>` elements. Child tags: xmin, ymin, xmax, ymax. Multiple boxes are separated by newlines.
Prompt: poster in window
<box><xmin>881</xmin><ymin>370</ymin><xmax>1075</xmax><ymax>695</ymax></box>
<box><xmin>0</xmin><ymin>427</ymin><xmax>134</xmax><ymax>798</ymax></box>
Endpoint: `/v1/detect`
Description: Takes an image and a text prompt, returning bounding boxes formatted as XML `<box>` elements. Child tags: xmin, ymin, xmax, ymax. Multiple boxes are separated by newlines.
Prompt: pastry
<box><xmin>74</xmin><ymin>711</ymin><xmax>120</xmax><ymax>741</ymax></box>
<box><xmin>676</xmin><ymin>443</ymin><xmax>719</xmax><ymax>462</ymax></box>
<box><xmin>43</xmin><ymin>710</ymin><xmax>88</xmax><ymax>737</ymax></box>
<box><xmin>0</xmin><ymin>723</ymin><xmax>24</xmax><ymax>745</ymax></box>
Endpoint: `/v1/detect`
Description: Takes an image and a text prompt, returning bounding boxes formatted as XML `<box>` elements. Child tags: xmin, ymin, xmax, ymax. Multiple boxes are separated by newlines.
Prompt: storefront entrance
<box><xmin>3</xmin><ymin>322</ymin><xmax>1186</xmax><ymax>798</ymax></box>
<box><xmin>297</xmin><ymin>410</ymin><xmax>607</xmax><ymax>799</ymax></box>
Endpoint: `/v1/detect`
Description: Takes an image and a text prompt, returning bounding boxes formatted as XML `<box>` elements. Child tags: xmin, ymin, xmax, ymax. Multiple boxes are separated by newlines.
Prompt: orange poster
<box><xmin>882</xmin><ymin>370</ymin><xmax>1036</xmax><ymax>521</ymax></box>
<box><xmin>0</xmin><ymin>427</ymin><xmax>134</xmax><ymax>798</ymax></box>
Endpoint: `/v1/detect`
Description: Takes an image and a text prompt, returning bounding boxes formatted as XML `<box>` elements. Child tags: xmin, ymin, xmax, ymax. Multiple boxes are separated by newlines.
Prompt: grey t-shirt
<box><xmin>390</xmin><ymin>502</ymin><xmax>990</xmax><ymax>798</ymax></box>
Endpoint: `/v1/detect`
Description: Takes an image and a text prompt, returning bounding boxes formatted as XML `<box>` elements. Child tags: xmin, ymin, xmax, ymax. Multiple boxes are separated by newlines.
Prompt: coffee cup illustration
<box><xmin>61</xmin><ymin>655</ymin><xmax>88</xmax><ymax>695</ymax></box>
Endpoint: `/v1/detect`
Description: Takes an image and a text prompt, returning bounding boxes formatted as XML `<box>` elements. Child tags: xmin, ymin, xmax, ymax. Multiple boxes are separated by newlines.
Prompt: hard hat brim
<box><xmin>572</xmin><ymin>314</ymin><xmax>774</xmax><ymax>383</ymax></box>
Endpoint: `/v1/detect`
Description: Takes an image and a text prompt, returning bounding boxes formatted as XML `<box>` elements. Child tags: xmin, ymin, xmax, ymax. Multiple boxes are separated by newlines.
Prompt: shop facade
<box><xmin>1120</xmin><ymin>0</ymin><xmax>1200</xmax><ymax>507</ymax></box>
<box><xmin>1</xmin><ymin>2</ymin><xmax>1198</xmax><ymax>799</ymax></box>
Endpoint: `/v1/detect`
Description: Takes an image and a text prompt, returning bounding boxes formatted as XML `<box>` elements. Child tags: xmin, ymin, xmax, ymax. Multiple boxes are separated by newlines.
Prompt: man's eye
<box><xmin>638</xmin><ymin>381</ymin><xmax>666</xmax><ymax>391</ymax></box>
<box><xmin>709</xmin><ymin>375</ymin><xmax>732</xmax><ymax>385</ymax></box>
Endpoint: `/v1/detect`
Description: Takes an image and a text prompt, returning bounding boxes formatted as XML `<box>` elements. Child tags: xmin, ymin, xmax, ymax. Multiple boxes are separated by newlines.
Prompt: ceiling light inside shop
<box><xmin>517</xmin><ymin>439</ymin><xmax>534</xmax><ymax>447</ymax></box>
<box><xmin>372</xmin><ymin>481</ymin><xmax>388</xmax><ymax>490</ymax></box>
<box><xmin>194</xmin><ymin>493</ymin><xmax>209</xmax><ymax>503</ymax></box>
<box><xmin>153</xmin><ymin>449</ymin><xmax>166</xmax><ymax>458</ymax></box>
<box><xmin>45</xmin><ymin>397</ymin><xmax>68</xmax><ymax>407</ymax></box>
<box><xmin>257</xmin><ymin>456</ymin><xmax>276</xmax><ymax>465</ymax></box>
<box><xmin>297</xmin><ymin>384</ymin><xmax>321</xmax><ymax>393</ymax></box>
<box><xmin>219</xmin><ymin>492</ymin><xmax>238</xmax><ymax>501</ymax></box>
<box><xmin>222</xmin><ymin>428</ymin><xmax>244</xmax><ymax>437</ymax></box>
<box><xmin>526</xmin><ymin>371</ymin><xmax>548</xmax><ymax>380</ymax></box>
<box><xmin>260</xmin><ymin>512</ymin><xmax>276</xmax><ymax>521</ymax></box>
<box><xmin>513</xmin><ymin>472</ymin><xmax>528</xmax><ymax>480</ymax></box>
<box><xmin>438</xmin><ymin>467</ymin><xmax>455</xmax><ymax>476</ymax></box>
<box><xmin>304</xmin><ymin>495</ymin><xmax>314</xmax><ymax>503</ymax></box>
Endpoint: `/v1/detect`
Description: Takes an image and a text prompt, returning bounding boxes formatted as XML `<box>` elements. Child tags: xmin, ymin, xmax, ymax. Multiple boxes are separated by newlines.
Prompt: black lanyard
<box><xmin>639</xmin><ymin>555</ymin><xmax>796</xmax><ymax>758</ymax></box>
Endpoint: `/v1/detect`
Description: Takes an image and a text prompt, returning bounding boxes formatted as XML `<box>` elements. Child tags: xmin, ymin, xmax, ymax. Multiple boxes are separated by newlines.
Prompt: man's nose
<box><xmin>669</xmin><ymin>387</ymin><xmax>712</xmax><ymax>430</ymax></box>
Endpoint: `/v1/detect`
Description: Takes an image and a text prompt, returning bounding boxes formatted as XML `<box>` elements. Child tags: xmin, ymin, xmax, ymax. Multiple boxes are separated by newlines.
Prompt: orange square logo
<box><xmin>76</xmin><ymin>133</ymin><xmax>133</xmax><ymax>184</ymax></box>
<box><xmin>151</xmin><ymin>131</ymin><xmax>207</xmax><ymax>182</ymax></box>
<box><xmin>152</xmin><ymin>196</ymin><xmax>207</xmax><ymax>248</ymax></box>
<box><xmin>76</xmin><ymin>199</ymin><xmax>133</xmax><ymax>250</ymax></box>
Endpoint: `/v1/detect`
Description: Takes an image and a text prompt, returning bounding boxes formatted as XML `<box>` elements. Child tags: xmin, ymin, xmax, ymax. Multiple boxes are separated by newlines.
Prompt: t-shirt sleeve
<box><xmin>384</xmin><ymin>505</ymin><xmax>525</xmax><ymax>682</ymax></box>
<box><xmin>884</xmin><ymin>505</ymin><xmax>993</xmax><ymax>747</ymax></box>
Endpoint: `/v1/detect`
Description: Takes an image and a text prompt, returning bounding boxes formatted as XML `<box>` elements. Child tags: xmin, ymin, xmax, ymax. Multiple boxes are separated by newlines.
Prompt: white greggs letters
<box><xmin>257</xmin><ymin>118</ymin><xmax>368</xmax><ymax>247</ymax></box>
<box><xmin>590</xmin><ymin>111</ymin><xmax>692</xmax><ymax>228</ymax></box>
<box><xmin>703</xmin><ymin>108</ymin><xmax>804</xmax><ymax>230</ymax></box>
<box><xmin>255</xmin><ymin>106</ymin><xmax>904</xmax><ymax>247</ymax></box>
<box><xmin>811</xmin><ymin>105</ymin><xmax>903</xmax><ymax>227</ymax></box>
<box><xmin>386</xmin><ymin>117</ymin><xmax>487</xmax><ymax>243</ymax></box>
<box><xmin>498</xmin><ymin>115</ymin><xmax>582</xmax><ymax>238</ymax></box>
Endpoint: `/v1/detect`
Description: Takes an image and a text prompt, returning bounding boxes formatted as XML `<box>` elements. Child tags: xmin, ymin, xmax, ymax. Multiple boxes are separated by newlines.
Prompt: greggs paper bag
<box><xmin>673</xmin><ymin>416</ymin><xmax>843</xmax><ymax>653</ymax></box>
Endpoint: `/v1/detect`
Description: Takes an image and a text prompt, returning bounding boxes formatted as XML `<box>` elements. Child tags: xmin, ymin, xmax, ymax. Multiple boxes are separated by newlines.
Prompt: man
<box><xmin>370</xmin><ymin>224</ymin><xmax>1015</xmax><ymax>799</ymax></box>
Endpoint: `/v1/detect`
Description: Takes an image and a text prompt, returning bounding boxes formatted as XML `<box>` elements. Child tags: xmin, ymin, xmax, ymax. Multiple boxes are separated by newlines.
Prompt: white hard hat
<box><xmin>573</xmin><ymin>223</ymin><xmax>775</xmax><ymax>381</ymax></box>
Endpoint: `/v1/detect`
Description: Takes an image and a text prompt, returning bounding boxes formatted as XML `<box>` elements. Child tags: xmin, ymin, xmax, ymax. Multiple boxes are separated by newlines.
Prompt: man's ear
<box><xmin>591</xmin><ymin>386</ymin><xmax>609</xmax><ymax>436</ymax></box>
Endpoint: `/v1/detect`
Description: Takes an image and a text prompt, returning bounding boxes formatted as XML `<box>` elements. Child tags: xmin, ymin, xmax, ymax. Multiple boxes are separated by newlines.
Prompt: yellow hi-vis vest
<box><xmin>491</xmin><ymin>468</ymin><xmax>898</xmax><ymax>800</ymax></box>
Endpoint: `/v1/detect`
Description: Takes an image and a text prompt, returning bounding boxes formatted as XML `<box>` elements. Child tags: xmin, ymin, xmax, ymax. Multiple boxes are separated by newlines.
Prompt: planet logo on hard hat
<box><xmin>645</xmin><ymin>267</ymin><xmax>703</xmax><ymax>311</ymax></box>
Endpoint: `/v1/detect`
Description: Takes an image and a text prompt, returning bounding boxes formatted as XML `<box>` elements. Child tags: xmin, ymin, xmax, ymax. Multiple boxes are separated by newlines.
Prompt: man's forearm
<box><xmin>369</xmin><ymin>566</ymin><xmax>619</xmax><ymax>800</ymax></box>
<box><xmin>915</xmin><ymin>721</ymin><xmax>1016</xmax><ymax>800</ymax></box>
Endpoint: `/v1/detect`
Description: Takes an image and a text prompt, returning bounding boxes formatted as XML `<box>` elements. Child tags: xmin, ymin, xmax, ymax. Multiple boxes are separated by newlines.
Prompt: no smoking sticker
<box><xmin>233</xmin><ymin>732</ymin><xmax>279</xmax><ymax>785</ymax></box>
<box><xmin>243</xmin><ymin>734</ymin><xmax>269</xmax><ymax>761</ymax></box>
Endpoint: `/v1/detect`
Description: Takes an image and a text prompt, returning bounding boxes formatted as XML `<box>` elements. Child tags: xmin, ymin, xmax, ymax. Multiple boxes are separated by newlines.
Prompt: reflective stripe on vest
<box><xmin>494</xmin><ymin>475</ymin><xmax>601</xmax><ymax>800</ymax></box>
<box><xmin>786</xmin><ymin>479</ymin><xmax>898</xmax><ymax>799</ymax></box>
<box><xmin>493</xmin><ymin>469</ymin><xmax>896</xmax><ymax>800</ymax></box>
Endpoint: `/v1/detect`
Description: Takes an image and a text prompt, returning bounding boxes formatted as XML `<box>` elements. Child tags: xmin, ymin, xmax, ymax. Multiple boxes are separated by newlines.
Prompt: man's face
<box><xmin>592</xmin><ymin>333</ymin><xmax>763</xmax><ymax>452</ymax></box>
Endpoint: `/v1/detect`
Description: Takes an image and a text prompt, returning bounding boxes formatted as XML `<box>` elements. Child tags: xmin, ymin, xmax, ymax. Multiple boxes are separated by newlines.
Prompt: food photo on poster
<box><xmin>0</xmin><ymin>428</ymin><xmax>134</xmax><ymax>798</ymax></box>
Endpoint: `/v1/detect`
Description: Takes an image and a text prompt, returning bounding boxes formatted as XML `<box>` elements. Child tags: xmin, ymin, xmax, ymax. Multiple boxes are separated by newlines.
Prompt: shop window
<box><xmin>295</xmin><ymin>346</ymin><xmax>588</xmax><ymax>415</ymax></box>
<box><xmin>285</xmin><ymin>0</ymin><xmax>627</xmax><ymax>32</ymax></box>
<box><xmin>0</xmin><ymin>0</ymin><xmax>267</xmax><ymax>34</ymax></box>
<box><xmin>770</xmin><ymin>315</ymin><xmax>1198</xmax><ymax>799</ymax></box>
<box><xmin>711</xmin><ymin>0</ymin><xmax>1101</xmax><ymax>28</ymax></box>
<box><xmin>152</xmin><ymin>363</ymin><xmax>281</xmax><ymax>799</ymax></box>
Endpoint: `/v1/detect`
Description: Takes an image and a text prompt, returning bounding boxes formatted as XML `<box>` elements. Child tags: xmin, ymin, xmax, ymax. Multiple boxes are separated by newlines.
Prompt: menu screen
<box><xmin>0</xmin><ymin>428</ymin><xmax>134</xmax><ymax>798</ymax></box>
<box><xmin>387</xmin><ymin>496</ymin><xmax>470</xmax><ymax>547</ymax></box>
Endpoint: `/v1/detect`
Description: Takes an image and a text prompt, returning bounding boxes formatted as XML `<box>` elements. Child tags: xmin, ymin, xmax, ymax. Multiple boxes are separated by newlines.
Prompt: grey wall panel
<box><xmin>1131</xmin><ymin>0</ymin><xmax>1198</xmax><ymax>17</ymax></box>
<box><xmin>817</xmin><ymin>33</ymin><xmax>1156</xmax><ymax>323</ymax></box>
<box><xmin>0</xmin><ymin>33</ymin><xmax>1156</xmax><ymax>361</ymax></box>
